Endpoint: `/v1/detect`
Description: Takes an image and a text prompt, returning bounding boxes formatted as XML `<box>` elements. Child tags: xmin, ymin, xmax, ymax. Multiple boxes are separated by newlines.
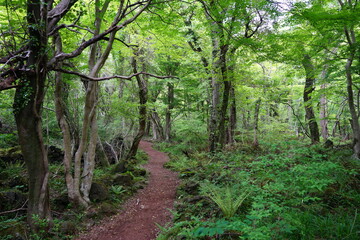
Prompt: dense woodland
<box><xmin>0</xmin><ymin>0</ymin><xmax>360</xmax><ymax>239</ymax></box>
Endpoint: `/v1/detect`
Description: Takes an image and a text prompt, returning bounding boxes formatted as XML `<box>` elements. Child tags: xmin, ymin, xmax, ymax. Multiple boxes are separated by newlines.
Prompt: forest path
<box><xmin>76</xmin><ymin>141</ymin><xmax>179</xmax><ymax>240</ymax></box>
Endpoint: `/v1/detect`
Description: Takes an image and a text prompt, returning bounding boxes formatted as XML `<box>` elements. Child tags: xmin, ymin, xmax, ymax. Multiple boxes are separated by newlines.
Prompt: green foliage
<box><xmin>0</xmin><ymin>216</ymin><xmax>27</xmax><ymax>240</ymax></box>
<box><xmin>163</xmin><ymin>137</ymin><xmax>360</xmax><ymax>239</ymax></box>
<box><xmin>110</xmin><ymin>185</ymin><xmax>126</xmax><ymax>195</ymax></box>
<box><xmin>200</xmin><ymin>182</ymin><xmax>250</xmax><ymax>218</ymax></box>
<box><xmin>29</xmin><ymin>215</ymin><xmax>73</xmax><ymax>240</ymax></box>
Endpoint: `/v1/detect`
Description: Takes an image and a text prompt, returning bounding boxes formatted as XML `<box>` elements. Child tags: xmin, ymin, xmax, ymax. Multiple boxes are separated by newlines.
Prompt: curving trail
<box><xmin>76</xmin><ymin>141</ymin><xmax>179</xmax><ymax>240</ymax></box>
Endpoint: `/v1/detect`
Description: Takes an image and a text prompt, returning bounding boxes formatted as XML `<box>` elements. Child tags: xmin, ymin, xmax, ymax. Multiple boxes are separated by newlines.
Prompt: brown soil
<box><xmin>76</xmin><ymin>141</ymin><xmax>179</xmax><ymax>240</ymax></box>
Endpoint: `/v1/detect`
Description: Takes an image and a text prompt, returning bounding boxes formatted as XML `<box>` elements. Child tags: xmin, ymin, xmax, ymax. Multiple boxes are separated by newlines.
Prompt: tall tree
<box><xmin>302</xmin><ymin>54</ymin><xmax>320</xmax><ymax>143</ymax></box>
<box><xmin>12</xmin><ymin>0</ymin><xmax>51</xmax><ymax>226</ymax></box>
<box><xmin>1</xmin><ymin>0</ymin><xmax>153</xmax><ymax>225</ymax></box>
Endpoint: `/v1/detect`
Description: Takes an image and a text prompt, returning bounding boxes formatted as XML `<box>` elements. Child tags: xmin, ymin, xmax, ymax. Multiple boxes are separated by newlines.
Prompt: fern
<box><xmin>201</xmin><ymin>182</ymin><xmax>250</xmax><ymax>218</ymax></box>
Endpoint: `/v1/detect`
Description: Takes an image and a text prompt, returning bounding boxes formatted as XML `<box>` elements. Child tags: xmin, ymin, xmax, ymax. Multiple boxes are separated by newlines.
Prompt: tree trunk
<box><xmin>165</xmin><ymin>82</ymin><xmax>174</xmax><ymax>142</ymax></box>
<box><xmin>127</xmin><ymin>55</ymin><xmax>148</xmax><ymax>159</ymax></box>
<box><xmin>13</xmin><ymin>0</ymin><xmax>51</xmax><ymax>227</ymax></box>
<box><xmin>302</xmin><ymin>54</ymin><xmax>320</xmax><ymax>144</ymax></box>
<box><xmin>227</xmin><ymin>84</ymin><xmax>236</xmax><ymax>144</ymax></box>
<box><xmin>53</xmin><ymin>33</ymin><xmax>86</xmax><ymax>207</ymax></box>
<box><xmin>320</xmin><ymin>83</ymin><xmax>329</xmax><ymax>140</ymax></box>
<box><xmin>217</xmin><ymin>44</ymin><xmax>230</xmax><ymax>148</ymax></box>
<box><xmin>253</xmin><ymin>99</ymin><xmax>261</xmax><ymax>147</ymax></box>
<box><xmin>208</xmin><ymin>33</ymin><xmax>222</xmax><ymax>152</ymax></box>
<box><xmin>345</xmin><ymin>52</ymin><xmax>360</xmax><ymax>157</ymax></box>
<box><xmin>96</xmin><ymin>137</ymin><xmax>110</xmax><ymax>167</ymax></box>
<box><xmin>151</xmin><ymin>109</ymin><xmax>164</xmax><ymax>141</ymax></box>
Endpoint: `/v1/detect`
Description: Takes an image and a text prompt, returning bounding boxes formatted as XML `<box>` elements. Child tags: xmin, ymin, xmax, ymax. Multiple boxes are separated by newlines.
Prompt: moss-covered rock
<box><xmin>47</xmin><ymin>145</ymin><xmax>64</xmax><ymax>163</ymax></box>
<box><xmin>97</xmin><ymin>202</ymin><xmax>118</xmax><ymax>216</ymax></box>
<box><xmin>60</xmin><ymin>221</ymin><xmax>77</xmax><ymax>235</ymax></box>
<box><xmin>89</xmin><ymin>182</ymin><xmax>109</xmax><ymax>202</ymax></box>
<box><xmin>112</xmin><ymin>173</ymin><xmax>133</xmax><ymax>186</ymax></box>
<box><xmin>132</xmin><ymin>167</ymin><xmax>147</xmax><ymax>177</ymax></box>
<box><xmin>53</xmin><ymin>192</ymin><xmax>70</xmax><ymax>211</ymax></box>
<box><xmin>111</xmin><ymin>160</ymin><xmax>127</xmax><ymax>174</ymax></box>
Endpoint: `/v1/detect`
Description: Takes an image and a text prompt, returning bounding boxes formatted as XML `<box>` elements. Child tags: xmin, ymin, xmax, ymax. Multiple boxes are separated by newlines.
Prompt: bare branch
<box><xmin>48</xmin><ymin>24</ymin><xmax>94</xmax><ymax>36</ymax></box>
<box><xmin>102</xmin><ymin>36</ymin><xmax>139</xmax><ymax>48</ymax></box>
<box><xmin>0</xmin><ymin>208</ymin><xmax>27</xmax><ymax>215</ymax></box>
<box><xmin>54</xmin><ymin>68</ymin><xmax>177</xmax><ymax>81</ymax></box>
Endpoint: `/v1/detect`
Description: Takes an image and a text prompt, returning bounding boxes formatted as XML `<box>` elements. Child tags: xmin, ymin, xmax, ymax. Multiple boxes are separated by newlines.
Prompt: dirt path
<box><xmin>76</xmin><ymin>141</ymin><xmax>179</xmax><ymax>240</ymax></box>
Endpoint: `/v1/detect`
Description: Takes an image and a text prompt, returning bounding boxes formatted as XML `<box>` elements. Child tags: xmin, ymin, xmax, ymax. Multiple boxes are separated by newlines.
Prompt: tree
<box><xmin>1</xmin><ymin>0</ymin><xmax>153</xmax><ymax>226</ymax></box>
<box><xmin>302</xmin><ymin>54</ymin><xmax>320</xmax><ymax>143</ymax></box>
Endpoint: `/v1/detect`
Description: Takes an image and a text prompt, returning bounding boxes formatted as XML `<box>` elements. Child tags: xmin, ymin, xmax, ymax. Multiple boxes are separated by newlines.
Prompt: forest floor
<box><xmin>75</xmin><ymin>141</ymin><xmax>179</xmax><ymax>240</ymax></box>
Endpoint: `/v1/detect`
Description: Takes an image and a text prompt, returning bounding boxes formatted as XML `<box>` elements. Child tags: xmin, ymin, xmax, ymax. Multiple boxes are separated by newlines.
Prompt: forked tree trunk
<box><xmin>13</xmin><ymin>0</ymin><xmax>51</xmax><ymax>227</ymax></box>
<box><xmin>151</xmin><ymin>109</ymin><xmax>164</xmax><ymax>141</ymax></box>
<box><xmin>302</xmin><ymin>54</ymin><xmax>320</xmax><ymax>144</ymax></box>
<box><xmin>53</xmin><ymin>33</ymin><xmax>87</xmax><ymax>206</ymax></box>
<box><xmin>55</xmin><ymin>0</ymin><xmax>121</xmax><ymax>206</ymax></box>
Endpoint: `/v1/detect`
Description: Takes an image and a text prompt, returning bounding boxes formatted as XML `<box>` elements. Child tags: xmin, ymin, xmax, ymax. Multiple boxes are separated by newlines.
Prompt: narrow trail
<box><xmin>76</xmin><ymin>141</ymin><xmax>179</xmax><ymax>240</ymax></box>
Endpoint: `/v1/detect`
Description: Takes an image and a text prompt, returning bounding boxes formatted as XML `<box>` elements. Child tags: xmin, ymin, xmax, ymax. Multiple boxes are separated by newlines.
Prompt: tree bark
<box><xmin>320</xmin><ymin>83</ymin><xmax>329</xmax><ymax>140</ymax></box>
<box><xmin>165</xmin><ymin>82</ymin><xmax>174</xmax><ymax>142</ymax></box>
<box><xmin>337</xmin><ymin>0</ymin><xmax>360</xmax><ymax>157</ymax></box>
<box><xmin>96</xmin><ymin>137</ymin><xmax>110</xmax><ymax>167</ymax></box>
<box><xmin>227</xmin><ymin>83</ymin><xmax>236</xmax><ymax>144</ymax></box>
<box><xmin>253</xmin><ymin>98</ymin><xmax>261</xmax><ymax>147</ymax></box>
<box><xmin>151</xmin><ymin>109</ymin><xmax>164</xmax><ymax>141</ymax></box>
<box><xmin>53</xmin><ymin>32</ymin><xmax>87</xmax><ymax>207</ymax></box>
<box><xmin>302</xmin><ymin>54</ymin><xmax>320</xmax><ymax>144</ymax></box>
<box><xmin>217</xmin><ymin>44</ymin><xmax>230</xmax><ymax>148</ymax></box>
<box><xmin>127</xmin><ymin>54</ymin><xmax>148</xmax><ymax>159</ymax></box>
<box><xmin>13</xmin><ymin>0</ymin><xmax>51</xmax><ymax>227</ymax></box>
<box><xmin>208</xmin><ymin>30</ymin><xmax>222</xmax><ymax>152</ymax></box>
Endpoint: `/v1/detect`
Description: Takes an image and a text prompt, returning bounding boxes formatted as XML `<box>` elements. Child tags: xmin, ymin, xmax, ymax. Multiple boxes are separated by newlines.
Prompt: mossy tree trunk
<box><xmin>14</xmin><ymin>0</ymin><xmax>51</xmax><ymax>227</ymax></box>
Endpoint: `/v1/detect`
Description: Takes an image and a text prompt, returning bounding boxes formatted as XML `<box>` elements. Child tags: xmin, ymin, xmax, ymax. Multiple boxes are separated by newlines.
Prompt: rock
<box><xmin>324</xmin><ymin>139</ymin><xmax>334</xmax><ymax>149</ymax></box>
<box><xmin>113</xmin><ymin>173</ymin><xmax>133</xmax><ymax>186</ymax></box>
<box><xmin>89</xmin><ymin>182</ymin><xmax>109</xmax><ymax>202</ymax></box>
<box><xmin>47</xmin><ymin>145</ymin><xmax>64</xmax><ymax>163</ymax></box>
<box><xmin>132</xmin><ymin>167</ymin><xmax>147</xmax><ymax>177</ymax></box>
<box><xmin>182</xmin><ymin>181</ymin><xmax>200</xmax><ymax>195</ymax></box>
<box><xmin>60</xmin><ymin>221</ymin><xmax>77</xmax><ymax>235</ymax></box>
<box><xmin>133</xmin><ymin>181</ymin><xmax>146</xmax><ymax>190</ymax></box>
<box><xmin>53</xmin><ymin>193</ymin><xmax>70</xmax><ymax>211</ymax></box>
<box><xmin>112</xmin><ymin>160</ymin><xmax>127</xmax><ymax>173</ymax></box>
<box><xmin>98</xmin><ymin>202</ymin><xmax>117</xmax><ymax>216</ymax></box>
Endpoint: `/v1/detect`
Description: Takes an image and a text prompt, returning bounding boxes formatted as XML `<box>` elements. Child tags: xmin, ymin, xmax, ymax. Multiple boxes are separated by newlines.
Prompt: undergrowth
<box><xmin>156</xmin><ymin>136</ymin><xmax>360</xmax><ymax>240</ymax></box>
<box><xmin>0</xmin><ymin>150</ymin><xmax>149</xmax><ymax>240</ymax></box>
